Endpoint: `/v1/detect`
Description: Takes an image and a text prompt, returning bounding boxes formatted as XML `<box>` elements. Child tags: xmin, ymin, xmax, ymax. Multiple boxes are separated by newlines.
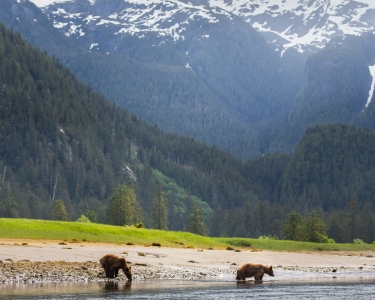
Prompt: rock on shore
<box><xmin>1</xmin><ymin>259</ymin><xmax>375</xmax><ymax>284</ymax></box>
<box><xmin>0</xmin><ymin>260</ymin><xmax>238</xmax><ymax>283</ymax></box>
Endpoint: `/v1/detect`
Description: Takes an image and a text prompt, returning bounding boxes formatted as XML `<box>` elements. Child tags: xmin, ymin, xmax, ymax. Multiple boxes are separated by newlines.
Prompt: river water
<box><xmin>1</xmin><ymin>272</ymin><xmax>375</xmax><ymax>299</ymax></box>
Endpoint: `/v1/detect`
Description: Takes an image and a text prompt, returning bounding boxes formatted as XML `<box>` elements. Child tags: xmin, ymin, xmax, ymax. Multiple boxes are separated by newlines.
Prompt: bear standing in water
<box><xmin>236</xmin><ymin>263</ymin><xmax>274</xmax><ymax>281</ymax></box>
<box><xmin>100</xmin><ymin>254</ymin><xmax>132</xmax><ymax>281</ymax></box>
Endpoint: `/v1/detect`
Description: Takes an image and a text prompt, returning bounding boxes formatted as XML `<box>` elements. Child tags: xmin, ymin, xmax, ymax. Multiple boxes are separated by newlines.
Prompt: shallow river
<box><xmin>1</xmin><ymin>272</ymin><xmax>375</xmax><ymax>299</ymax></box>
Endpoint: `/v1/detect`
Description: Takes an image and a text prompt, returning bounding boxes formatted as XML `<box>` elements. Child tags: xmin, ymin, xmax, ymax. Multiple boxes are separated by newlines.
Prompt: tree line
<box><xmin>52</xmin><ymin>182</ymin><xmax>208</xmax><ymax>236</ymax></box>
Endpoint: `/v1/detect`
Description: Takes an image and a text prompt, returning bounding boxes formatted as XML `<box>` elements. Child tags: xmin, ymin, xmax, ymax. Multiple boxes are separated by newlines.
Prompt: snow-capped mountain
<box><xmin>30</xmin><ymin>0</ymin><xmax>375</xmax><ymax>56</ymax></box>
<box><xmin>212</xmin><ymin>0</ymin><xmax>375</xmax><ymax>55</ymax></box>
<box><xmin>6</xmin><ymin>0</ymin><xmax>375</xmax><ymax>158</ymax></box>
<box><xmin>29</xmin><ymin>0</ymin><xmax>239</xmax><ymax>54</ymax></box>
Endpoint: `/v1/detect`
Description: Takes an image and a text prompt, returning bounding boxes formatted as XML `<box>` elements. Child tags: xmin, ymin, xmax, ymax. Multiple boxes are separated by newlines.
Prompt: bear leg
<box><xmin>108</xmin><ymin>267</ymin><xmax>116</xmax><ymax>279</ymax></box>
<box><xmin>254</xmin><ymin>272</ymin><xmax>263</xmax><ymax>281</ymax></box>
<box><xmin>236</xmin><ymin>274</ymin><xmax>246</xmax><ymax>281</ymax></box>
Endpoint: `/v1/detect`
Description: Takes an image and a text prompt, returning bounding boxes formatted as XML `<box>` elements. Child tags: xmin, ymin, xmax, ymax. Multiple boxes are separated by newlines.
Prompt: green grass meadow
<box><xmin>1</xmin><ymin>218</ymin><xmax>375</xmax><ymax>252</ymax></box>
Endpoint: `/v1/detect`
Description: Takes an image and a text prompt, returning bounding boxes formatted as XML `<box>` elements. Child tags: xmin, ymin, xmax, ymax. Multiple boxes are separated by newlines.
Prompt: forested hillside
<box><xmin>60</xmin><ymin>12</ymin><xmax>290</xmax><ymax>160</ymax></box>
<box><xmin>2</xmin><ymin>1</ymin><xmax>375</xmax><ymax>161</ymax></box>
<box><xmin>0</xmin><ymin>23</ymin><xmax>253</xmax><ymax>230</ymax></box>
<box><xmin>68</xmin><ymin>52</ymin><xmax>264</xmax><ymax>159</ymax></box>
<box><xmin>0</xmin><ymin>0</ymin><xmax>75</xmax><ymax>56</ymax></box>
<box><xmin>281</xmin><ymin>124</ymin><xmax>375</xmax><ymax>209</ymax></box>
<box><xmin>0</xmin><ymin>0</ymin><xmax>293</xmax><ymax>160</ymax></box>
<box><xmin>2</xmin><ymin>23</ymin><xmax>375</xmax><ymax>243</ymax></box>
<box><xmin>280</xmin><ymin>34</ymin><xmax>375</xmax><ymax>149</ymax></box>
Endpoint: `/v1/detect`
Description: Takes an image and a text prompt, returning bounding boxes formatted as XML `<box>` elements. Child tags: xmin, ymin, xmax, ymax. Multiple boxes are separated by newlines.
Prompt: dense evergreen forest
<box><xmin>0</xmin><ymin>0</ymin><xmax>295</xmax><ymax>160</ymax></box>
<box><xmin>0</xmin><ymin>23</ymin><xmax>252</xmax><ymax>229</ymax></box>
<box><xmin>281</xmin><ymin>33</ymin><xmax>375</xmax><ymax>148</ymax></box>
<box><xmin>61</xmin><ymin>16</ymin><xmax>291</xmax><ymax>160</ymax></box>
<box><xmin>1</xmin><ymin>23</ymin><xmax>375</xmax><ymax>243</ymax></box>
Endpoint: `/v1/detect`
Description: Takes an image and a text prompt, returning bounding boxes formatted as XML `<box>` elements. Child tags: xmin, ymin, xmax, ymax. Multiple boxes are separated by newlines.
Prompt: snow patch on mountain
<box><xmin>364</xmin><ymin>65</ymin><xmax>375</xmax><ymax>110</ymax></box>
<box><xmin>209</xmin><ymin>0</ymin><xmax>375</xmax><ymax>53</ymax></box>
<box><xmin>37</xmin><ymin>0</ymin><xmax>233</xmax><ymax>43</ymax></box>
<box><xmin>30</xmin><ymin>0</ymin><xmax>375</xmax><ymax>54</ymax></box>
<box><xmin>29</xmin><ymin>0</ymin><xmax>71</xmax><ymax>6</ymax></box>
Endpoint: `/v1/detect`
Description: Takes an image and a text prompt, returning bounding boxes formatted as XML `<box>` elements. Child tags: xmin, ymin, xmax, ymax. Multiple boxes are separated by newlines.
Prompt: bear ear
<box><xmin>270</xmin><ymin>266</ymin><xmax>273</xmax><ymax>270</ymax></box>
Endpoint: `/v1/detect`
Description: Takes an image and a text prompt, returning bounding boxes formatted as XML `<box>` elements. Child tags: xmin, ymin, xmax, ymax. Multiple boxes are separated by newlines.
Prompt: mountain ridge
<box><xmin>2</xmin><ymin>1</ymin><xmax>375</xmax><ymax>160</ymax></box>
<box><xmin>18</xmin><ymin>0</ymin><xmax>289</xmax><ymax>160</ymax></box>
<box><xmin>30</xmin><ymin>0</ymin><xmax>375</xmax><ymax>56</ymax></box>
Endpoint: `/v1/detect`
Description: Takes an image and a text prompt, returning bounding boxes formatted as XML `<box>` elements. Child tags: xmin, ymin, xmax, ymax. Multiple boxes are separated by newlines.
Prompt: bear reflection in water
<box><xmin>236</xmin><ymin>263</ymin><xmax>274</xmax><ymax>282</ymax></box>
<box><xmin>103</xmin><ymin>281</ymin><xmax>132</xmax><ymax>291</ymax></box>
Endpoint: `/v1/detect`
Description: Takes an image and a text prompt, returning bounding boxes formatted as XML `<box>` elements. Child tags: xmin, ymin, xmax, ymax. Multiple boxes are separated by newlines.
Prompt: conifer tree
<box><xmin>210</xmin><ymin>207</ymin><xmax>224</xmax><ymax>237</ymax></box>
<box><xmin>51</xmin><ymin>199</ymin><xmax>69</xmax><ymax>221</ymax></box>
<box><xmin>347</xmin><ymin>195</ymin><xmax>361</xmax><ymax>242</ymax></box>
<box><xmin>151</xmin><ymin>184</ymin><xmax>168</xmax><ymax>230</ymax></box>
<box><xmin>327</xmin><ymin>211</ymin><xmax>346</xmax><ymax>243</ymax></box>
<box><xmin>243</xmin><ymin>201</ymin><xmax>252</xmax><ymax>237</ymax></box>
<box><xmin>107</xmin><ymin>182</ymin><xmax>142</xmax><ymax>226</ymax></box>
<box><xmin>305</xmin><ymin>211</ymin><xmax>328</xmax><ymax>243</ymax></box>
<box><xmin>282</xmin><ymin>211</ymin><xmax>307</xmax><ymax>241</ymax></box>
<box><xmin>4</xmin><ymin>194</ymin><xmax>19</xmax><ymax>218</ymax></box>
<box><xmin>361</xmin><ymin>201</ymin><xmax>375</xmax><ymax>243</ymax></box>
<box><xmin>186</xmin><ymin>203</ymin><xmax>208</xmax><ymax>236</ymax></box>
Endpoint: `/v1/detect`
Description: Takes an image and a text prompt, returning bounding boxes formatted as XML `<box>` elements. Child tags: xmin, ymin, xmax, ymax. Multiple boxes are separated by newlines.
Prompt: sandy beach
<box><xmin>1</xmin><ymin>238</ymin><xmax>375</xmax><ymax>283</ymax></box>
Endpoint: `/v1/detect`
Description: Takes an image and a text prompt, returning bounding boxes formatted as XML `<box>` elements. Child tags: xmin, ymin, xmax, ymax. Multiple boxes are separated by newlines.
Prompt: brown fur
<box><xmin>236</xmin><ymin>263</ymin><xmax>274</xmax><ymax>281</ymax></box>
<box><xmin>100</xmin><ymin>254</ymin><xmax>132</xmax><ymax>281</ymax></box>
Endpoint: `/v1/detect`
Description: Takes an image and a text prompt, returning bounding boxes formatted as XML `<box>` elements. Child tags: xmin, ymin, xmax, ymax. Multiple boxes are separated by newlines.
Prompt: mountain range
<box><xmin>31</xmin><ymin>0</ymin><xmax>375</xmax><ymax>53</ymax></box>
<box><xmin>2</xmin><ymin>3</ymin><xmax>375</xmax><ymax>241</ymax></box>
<box><xmin>1</xmin><ymin>0</ymin><xmax>375</xmax><ymax>159</ymax></box>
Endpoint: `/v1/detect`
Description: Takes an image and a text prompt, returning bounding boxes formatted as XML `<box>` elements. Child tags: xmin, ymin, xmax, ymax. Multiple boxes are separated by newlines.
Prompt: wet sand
<box><xmin>1</xmin><ymin>238</ymin><xmax>375</xmax><ymax>283</ymax></box>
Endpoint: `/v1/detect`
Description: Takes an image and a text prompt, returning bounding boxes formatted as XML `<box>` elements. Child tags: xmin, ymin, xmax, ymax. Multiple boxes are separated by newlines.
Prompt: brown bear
<box><xmin>100</xmin><ymin>254</ymin><xmax>132</xmax><ymax>281</ymax></box>
<box><xmin>236</xmin><ymin>263</ymin><xmax>274</xmax><ymax>281</ymax></box>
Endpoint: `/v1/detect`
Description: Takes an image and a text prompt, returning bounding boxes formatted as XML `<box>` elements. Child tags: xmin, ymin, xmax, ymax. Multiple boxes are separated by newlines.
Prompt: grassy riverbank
<box><xmin>1</xmin><ymin>218</ymin><xmax>374</xmax><ymax>252</ymax></box>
